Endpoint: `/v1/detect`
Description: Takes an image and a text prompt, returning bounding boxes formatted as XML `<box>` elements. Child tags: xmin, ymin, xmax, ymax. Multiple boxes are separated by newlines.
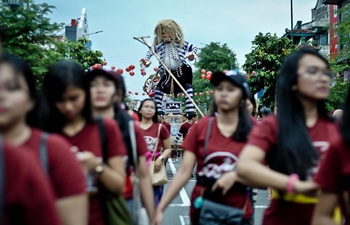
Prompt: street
<box><xmin>162</xmin><ymin>157</ymin><xmax>270</xmax><ymax>225</ymax></box>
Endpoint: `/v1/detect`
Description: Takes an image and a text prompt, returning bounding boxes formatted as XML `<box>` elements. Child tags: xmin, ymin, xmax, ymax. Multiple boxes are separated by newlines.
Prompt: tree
<box><xmin>335</xmin><ymin>3</ymin><xmax>350</xmax><ymax>60</ymax></box>
<box><xmin>191</xmin><ymin>42</ymin><xmax>238</xmax><ymax>116</ymax></box>
<box><xmin>243</xmin><ymin>32</ymin><xmax>297</xmax><ymax>108</ymax></box>
<box><xmin>0</xmin><ymin>0</ymin><xmax>64</xmax><ymax>83</ymax></box>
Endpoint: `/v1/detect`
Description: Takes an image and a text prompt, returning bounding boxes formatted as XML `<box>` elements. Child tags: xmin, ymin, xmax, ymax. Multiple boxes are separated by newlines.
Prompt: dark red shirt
<box><xmin>62</xmin><ymin>118</ymin><xmax>127</xmax><ymax>225</ymax></box>
<box><xmin>142</xmin><ymin>123</ymin><xmax>170</xmax><ymax>153</ymax></box>
<box><xmin>182</xmin><ymin>116</ymin><xmax>253</xmax><ymax>222</ymax></box>
<box><xmin>4</xmin><ymin>143</ymin><xmax>60</xmax><ymax>225</ymax></box>
<box><xmin>179</xmin><ymin>122</ymin><xmax>192</xmax><ymax>141</ymax></box>
<box><xmin>315</xmin><ymin>134</ymin><xmax>350</xmax><ymax>225</ymax></box>
<box><xmin>163</xmin><ymin>122</ymin><xmax>171</xmax><ymax>133</ymax></box>
<box><xmin>21</xmin><ymin>128</ymin><xmax>86</xmax><ymax>198</ymax></box>
<box><xmin>247</xmin><ymin>115</ymin><xmax>338</xmax><ymax>225</ymax></box>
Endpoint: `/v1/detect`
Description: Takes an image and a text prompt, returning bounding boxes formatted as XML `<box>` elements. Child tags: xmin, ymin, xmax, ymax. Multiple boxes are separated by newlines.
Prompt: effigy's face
<box><xmin>161</xmin><ymin>29</ymin><xmax>172</xmax><ymax>43</ymax></box>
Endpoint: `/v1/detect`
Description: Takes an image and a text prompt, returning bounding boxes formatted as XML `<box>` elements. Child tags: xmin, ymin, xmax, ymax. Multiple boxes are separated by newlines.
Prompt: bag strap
<box><xmin>97</xmin><ymin>117</ymin><xmax>108</xmax><ymax>163</ymax></box>
<box><xmin>0</xmin><ymin>138</ymin><xmax>4</xmax><ymax>223</ymax></box>
<box><xmin>128</xmin><ymin>121</ymin><xmax>138</xmax><ymax>176</ymax></box>
<box><xmin>203</xmin><ymin>117</ymin><xmax>214</xmax><ymax>158</ymax></box>
<box><xmin>151</xmin><ymin>124</ymin><xmax>162</xmax><ymax>161</ymax></box>
<box><xmin>39</xmin><ymin>132</ymin><xmax>49</xmax><ymax>175</ymax></box>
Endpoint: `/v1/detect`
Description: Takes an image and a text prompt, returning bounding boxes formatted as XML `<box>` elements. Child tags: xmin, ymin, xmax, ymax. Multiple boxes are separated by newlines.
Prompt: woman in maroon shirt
<box><xmin>138</xmin><ymin>98</ymin><xmax>171</xmax><ymax>207</ymax></box>
<box><xmin>0</xmin><ymin>54</ymin><xmax>87</xmax><ymax>225</ymax></box>
<box><xmin>312</xmin><ymin>88</ymin><xmax>350</xmax><ymax>225</ymax></box>
<box><xmin>37</xmin><ymin>60</ymin><xmax>127</xmax><ymax>225</ymax></box>
<box><xmin>154</xmin><ymin>70</ymin><xmax>254</xmax><ymax>225</ymax></box>
<box><xmin>237</xmin><ymin>49</ymin><xmax>338</xmax><ymax>225</ymax></box>
<box><xmin>86</xmin><ymin>68</ymin><xmax>155</xmax><ymax>223</ymax></box>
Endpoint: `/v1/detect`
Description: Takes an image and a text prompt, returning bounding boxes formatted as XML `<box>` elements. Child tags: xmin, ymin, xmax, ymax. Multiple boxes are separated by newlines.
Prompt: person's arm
<box><xmin>56</xmin><ymin>194</ymin><xmax>88</xmax><ymax>225</ymax></box>
<box><xmin>154</xmin><ymin>151</ymin><xmax>196</xmax><ymax>225</ymax></box>
<box><xmin>173</xmin><ymin>131</ymin><xmax>182</xmax><ymax>145</ymax></box>
<box><xmin>138</xmin><ymin>156</ymin><xmax>155</xmax><ymax>222</ymax></box>
<box><xmin>312</xmin><ymin>192</ymin><xmax>339</xmax><ymax>225</ymax></box>
<box><xmin>237</xmin><ymin>145</ymin><xmax>318</xmax><ymax>193</ymax></box>
<box><xmin>99</xmin><ymin>156</ymin><xmax>126</xmax><ymax>194</ymax></box>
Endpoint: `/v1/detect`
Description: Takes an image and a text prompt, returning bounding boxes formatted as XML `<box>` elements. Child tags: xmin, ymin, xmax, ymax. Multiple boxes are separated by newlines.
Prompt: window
<box><xmin>334</xmin><ymin>5</ymin><xmax>338</xmax><ymax>18</ymax></box>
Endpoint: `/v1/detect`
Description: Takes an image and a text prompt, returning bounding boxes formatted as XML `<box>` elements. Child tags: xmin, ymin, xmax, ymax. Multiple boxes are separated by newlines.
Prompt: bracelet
<box><xmin>286</xmin><ymin>173</ymin><xmax>299</xmax><ymax>193</ymax></box>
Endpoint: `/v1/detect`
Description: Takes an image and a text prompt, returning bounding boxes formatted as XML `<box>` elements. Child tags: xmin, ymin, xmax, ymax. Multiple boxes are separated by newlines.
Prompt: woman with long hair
<box><xmin>138</xmin><ymin>98</ymin><xmax>171</xmax><ymax>207</ymax></box>
<box><xmin>237</xmin><ymin>49</ymin><xmax>338</xmax><ymax>225</ymax></box>
<box><xmin>312</xmin><ymin>87</ymin><xmax>350</xmax><ymax>225</ymax></box>
<box><xmin>37</xmin><ymin>60</ymin><xmax>127</xmax><ymax>225</ymax></box>
<box><xmin>154</xmin><ymin>70</ymin><xmax>254</xmax><ymax>225</ymax></box>
<box><xmin>86</xmin><ymin>68</ymin><xmax>155</xmax><ymax>223</ymax></box>
<box><xmin>0</xmin><ymin>54</ymin><xmax>88</xmax><ymax>225</ymax></box>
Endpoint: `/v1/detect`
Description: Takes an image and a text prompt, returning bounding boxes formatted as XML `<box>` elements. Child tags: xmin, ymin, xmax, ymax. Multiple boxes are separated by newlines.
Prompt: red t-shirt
<box><xmin>143</xmin><ymin>123</ymin><xmax>170</xmax><ymax>153</ymax></box>
<box><xmin>124</xmin><ymin>124</ymin><xmax>148</xmax><ymax>199</ymax></box>
<box><xmin>247</xmin><ymin>115</ymin><xmax>338</xmax><ymax>225</ymax></box>
<box><xmin>163</xmin><ymin>122</ymin><xmax>171</xmax><ymax>133</ymax></box>
<box><xmin>4</xmin><ymin>143</ymin><xmax>60</xmax><ymax>225</ymax></box>
<box><xmin>179</xmin><ymin>122</ymin><xmax>192</xmax><ymax>141</ymax></box>
<box><xmin>20</xmin><ymin>128</ymin><xmax>86</xmax><ymax>199</ymax></box>
<box><xmin>315</xmin><ymin>134</ymin><xmax>350</xmax><ymax>225</ymax></box>
<box><xmin>182</xmin><ymin>116</ymin><xmax>253</xmax><ymax>222</ymax></box>
<box><xmin>62</xmin><ymin>118</ymin><xmax>127</xmax><ymax>225</ymax></box>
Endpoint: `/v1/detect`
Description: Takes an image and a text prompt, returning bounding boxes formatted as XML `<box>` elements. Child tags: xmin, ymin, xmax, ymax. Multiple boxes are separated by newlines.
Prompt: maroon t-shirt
<box><xmin>124</xmin><ymin>124</ymin><xmax>148</xmax><ymax>199</ymax></box>
<box><xmin>247</xmin><ymin>115</ymin><xmax>338</xmax><ymax>225</ymax></box>
<box><xmin>163</xmin><ymin>122</ymin><xmax>171</xmax><ymax>133</ymax></box>
<box><xmin>20</xmin><ymin>128</ymin><xmax>86</xmax><ymax>198</ymax></box>
<box><xmin>4</xmin><ymin>143</ymin><xmax>60</xmax><ymax>225</ymax></box>
<box><xmin>179</xmin><ymin>122</ymin><xmax>193</xmax><ymax>141</ymax></box>
<box><xmin>315</xmin><ymin>134</ymin><xmax>350</xmax><ymax>225</ymax></box>
<box><xmin>143</xmin><ymin>123</ymin><xmax>170</xmax><ymax>153</ymax></box>
<box><xmin>182</xmin><ymin>116</ymin><xmax>253</xmax><ymax>222</ymax></box>
<box><xmin>62</xmin><ymin>118</ymin><xmax>127</xmax><ymax>225</ymax></box>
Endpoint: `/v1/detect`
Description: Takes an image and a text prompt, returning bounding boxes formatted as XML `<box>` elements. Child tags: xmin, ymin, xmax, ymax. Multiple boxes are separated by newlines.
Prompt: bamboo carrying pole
<box><xmin>134</xmin><ymin>36</ymin><xmax>204</xmax><ymax>117</ymax></box>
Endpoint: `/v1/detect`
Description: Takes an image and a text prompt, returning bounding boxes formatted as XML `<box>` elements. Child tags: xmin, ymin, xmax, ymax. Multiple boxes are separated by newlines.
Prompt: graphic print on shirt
<box><xmin>307</xmin><ymin>141</ymin><xmax>331</xmax><ymax>180</ymax></box>
<box><xmin>198</xmin><ymin>151</ymin><xmax>239</xmax><ymax>182</ymax></box>
<box><xmin>144</xmin><ymin>135</ymin><xmax>158</xmax><ymax>152</ymax></box>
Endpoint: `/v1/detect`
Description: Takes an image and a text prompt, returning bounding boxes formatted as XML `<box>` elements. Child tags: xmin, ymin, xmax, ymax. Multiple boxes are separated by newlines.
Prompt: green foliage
<box><xmin>0</xmin><ymin>0</ymin><xmax>103</xmax><ymax>87</ymax></box>
<box><xmin>335</xmin><ymin>3</ymin><xmax>350</xmax><ymax>58</ymax></box>
<box><xmin>326</xmin><ymin>79</ymin><xmax>350</xmax><ymax>112</ymax></box>
<box><xmin>243</xmin><ymin>32</ymin><xmax>297</xmax><ymax>108</ymax></box>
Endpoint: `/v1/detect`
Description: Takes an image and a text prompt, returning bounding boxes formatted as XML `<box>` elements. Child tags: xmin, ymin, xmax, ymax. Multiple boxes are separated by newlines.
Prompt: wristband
<box><xmin>286</xmin><ymin>173</ymin><xmax>299</xmax><ymax>193</ymax></box>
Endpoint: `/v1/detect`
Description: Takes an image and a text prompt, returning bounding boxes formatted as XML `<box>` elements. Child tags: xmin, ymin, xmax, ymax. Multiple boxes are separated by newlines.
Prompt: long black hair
<box><xmin>210</xmin><ymin>86</ymin><xmax>252</xmax><ymax>143</ymax></box>
<box><xmin>138</xmin><ymin>98</ymin><xmax>159</xmax><ymax>123</ymax></box>
<box><xmin>273</xmin><ymin>48</ymin><xmax>332</xmax><ymax>180</ymax></box>
<box><xmin>247</xmin><ymin>91</ymin><xmax>257</xmax><ymax>116</ymax></box>
<box><xmin>36</xmin><ymin>60</ymin><xmax>93</xmax><ymax>133</ymax></box>
<box><xmin>0</xmin><ymin>54</ymin><xmax>37</xmax><ymax>126</ymax></box>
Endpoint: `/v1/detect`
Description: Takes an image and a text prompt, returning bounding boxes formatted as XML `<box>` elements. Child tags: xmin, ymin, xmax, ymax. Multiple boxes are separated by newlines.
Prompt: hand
<box><xmin>77</xmin><ymin>151</ymin><xmax>102</xmax><ymax>172</ymax></box>
<box><xmin>154</xmin><ymin>209</ymin><xmax>164</xmax><ymax>225</ymax></box>
<box><xmin>293</xmin><ymin>180</ymin><xmax>319</xmax><ymax>194</ymax></box>
<box><xmin>154</xmin><ymin>157</ymin><xmax>163</xmax><ymax>173</ymax></box>
<box><xmin>186</xmin><ymin>52</ymin><xmax>196</xmax><ymax>61</ymax></box>
<box><xmin>212</xmin><ymin>171</ymin><xmax>237</xmax><ymax>195</ymax></box>
<box><xmin>140</xmin><ymin>58</ymin><xmax>150</xmax><ymax>67</ymax></box>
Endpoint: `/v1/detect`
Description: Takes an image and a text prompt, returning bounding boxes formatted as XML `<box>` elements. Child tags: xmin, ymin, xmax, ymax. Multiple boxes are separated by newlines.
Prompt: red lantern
<box><xmin>153</xmin><ymin>78</ymin><xmax>158</xmax><ymax>83</ymax></box>
<box><xmin>199</xmin><ymin>92</ymin><xmax>203</xmax><ymax>96</ymax></box>
<box><xmin>117</xmin><ymin>68</ymin><xmax>123</xmax><ymax>74</ymax></box>
<box><xmin>111</xmin><ymin>66</ymin><xmax>116</xmax><ymax>70</ymax></box>
<box><xmin>210</xmin><ymin>90</ymin><xmax>214</xmax><ymax>94</ymax></box>
<box><xmin>103</xmin><ymin>61</ymin><xmax>107</xmax><ymax>66</ymax></box>
<box><xmin>91</xmin><ymin>64</ymin><xmax>98</xmax><ymax>69</ymax></box>
<box><xmin>196</xmin><ymin>100</ymin><xmax>199</xmax><ymax>103</ymax></box>
<box><xmin>223</xmin><ymin>70</ymin><xmax>228</xmax><ymax>74</ymax></box>
<box><xmin>169</xmin><ymin>94</ymin><xmax>173</xmax><ymax>98</ymax></box>
<box><xmin>128</xmin><ymin>90</ymin><xmax>132</xmax><ymax>94</ymax></box>
<box><xmin>206</xmin><ymin>91</ymin><xmax>209</xmax><ymax>95</ymax></box>
<box><xmin>154</xmin><ymin>67</ymin><xmax>158</xmax><ymax>72</ymax></box>
<box><xmin>194</xmin><ymin>92</ymin><xmax>198</xmax><ymax>96</ymax></box>
<box><xmin>206</xmin><ymin>75</ymin><xmax>212</xmax><ymax>80</ymax></box>
<box><xmin>126</xmin><ymin>67</ymin><xmax>131</xmax><ymax>72</ymax></box>
<box><xmin>201</xmin><ymin>74</ymin><xmax>206</xmax><ymax>79</ymax></box>
<box><xmin>129</xmin><ymin>64</ymin><xmax>135</xmax><ymax>70</ymax></box>
<box><xmin>135</xmin><ymin>92</ymin><xmax>139</xmax><ymax>95</ymax></box>
<box><xmin>207</xmin><ymin>71</ymin><xmax>212</xmax><ymax>76</ymax></box>
<box><xmin>182</xmin><ymin>93</ymin><xmax>185</xmax><ymax>97</ymax></box>
<box><xmin>141</xmin><ymin>71</ymin><xmax>146</xmax><ymax>76</ymax></box>
<box><xmin>201</xmin><ymin>69</ymin><xmax>206</xmax><ymax>74</ymax></box>
<box><xmin>142</xmin><ymin>92</ymin><xmax>146</xmax><ymax>96</ymax></box>
<box><xmin>129</xmin><ymin>71</ymin><xmax>135</xmax><ymax>76</ymax></box>
<box><xmin>149</xmin><ymin>91</ymin><xmax>155</xmax><ymax>98</ymax></box>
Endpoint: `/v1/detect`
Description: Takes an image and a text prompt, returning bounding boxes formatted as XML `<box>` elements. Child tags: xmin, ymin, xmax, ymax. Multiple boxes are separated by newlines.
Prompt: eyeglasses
<box><xmin>301</xmin><ymin>68</ymin><xmax>333</xmax><ymax>79</ymax></box>
<box><xmin>142</xmin><ymin>105</ymin><xmax>155</xmax><ymax>110</ymax></box>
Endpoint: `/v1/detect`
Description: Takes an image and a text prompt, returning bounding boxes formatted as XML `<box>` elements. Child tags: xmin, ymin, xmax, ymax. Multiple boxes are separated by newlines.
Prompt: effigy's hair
<box><xmin>153</xmin><ymin>19</ymin><xmax>184</xmax><ymax>48</ymax></box>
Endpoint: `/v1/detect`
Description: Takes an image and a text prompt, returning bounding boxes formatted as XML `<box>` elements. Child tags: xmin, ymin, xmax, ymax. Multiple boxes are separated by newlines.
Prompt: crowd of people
<box><xmin>2</xmin><ymin>31</ymin><xmax>350</xmax><ymax>225</ymax></box>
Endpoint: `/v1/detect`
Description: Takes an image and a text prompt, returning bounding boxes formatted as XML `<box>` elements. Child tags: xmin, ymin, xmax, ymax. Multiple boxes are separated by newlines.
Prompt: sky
<box><xmin>35</xmin><ymin>0</ymin><xmax>317</xmax><ymax>99</ymax></box>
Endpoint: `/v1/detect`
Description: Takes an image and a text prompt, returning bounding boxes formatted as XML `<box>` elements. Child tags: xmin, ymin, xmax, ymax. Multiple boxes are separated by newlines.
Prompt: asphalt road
<box><xmin>161</xmin><ymin>157</ymin><xmax>270</xmax><ymax>225</ymax></box>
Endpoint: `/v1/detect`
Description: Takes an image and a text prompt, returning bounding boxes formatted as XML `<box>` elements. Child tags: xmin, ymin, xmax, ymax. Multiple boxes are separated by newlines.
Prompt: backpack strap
<box><xmin>203</xmin><ymin>117</ymin><xmax>214</xmax><ymax>158</ymax></box>
<box><xmin>97</xmin><ymin>117</ymin><xmax>108</xmax><ymax>163</ymax></box>
<box><xmin>39</xmin><ymin>132</ymin><xmax>49</xmax><ymax>175</ymax></box>
<box><xmin>0</xmin><ymin>138</ymin><xmax>4</xmax><ymax>223</ymax></box>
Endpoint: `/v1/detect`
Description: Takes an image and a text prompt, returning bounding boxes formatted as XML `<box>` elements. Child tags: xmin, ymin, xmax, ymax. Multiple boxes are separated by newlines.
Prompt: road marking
<box><xmin>179</xmin><ymin>215</ymin><xmax>191</xmax><ymax>225</ymax></box>
<box><xmin>179</xmin><ymin>215</ymin><xmax>185</xmax><ymax>225</ymax></box>
<box><xmin>168</xmin><ymin>159</ymin><xmax>191</xmax><ymax>207</ymax></box>
<box><xmin>255</xmin><ymin>205</ymin><xmax>269</xmax><ymax>209</ymax></box>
